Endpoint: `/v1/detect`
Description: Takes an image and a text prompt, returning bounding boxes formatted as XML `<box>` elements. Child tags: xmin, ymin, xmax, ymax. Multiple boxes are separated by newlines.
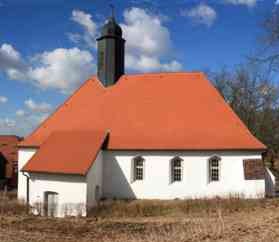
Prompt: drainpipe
<box><xmin>22</xmin><ymin>172</ymin><xmax>30</xmax><ymax>211</ymax></box>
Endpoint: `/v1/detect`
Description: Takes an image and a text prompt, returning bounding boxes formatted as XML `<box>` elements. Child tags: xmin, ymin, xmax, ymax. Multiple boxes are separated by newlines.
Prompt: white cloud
<box><xmin>0</xmin><ymin>96</ymin><xmax>7</xmax><ymax>103</ymax></box>
<box><xmin>126</xmin><ymin>54</ymin><xmax>182</xmax><ymax>72</ymax></box>
<box><xmin>8</xmin><ymin>101</ymin><xmax>52</xmax><ymax>136</ymax></box>
<box><xmin>2</xmin><ymin>7</ymin><xmax>181</xmax><ymax>95</ymax></box>
<box><xmin>0</xmin><ymin>112</ymin><xmax>50</xmax><ymax>136</ymax></box>
<box><xmin>181</xmin><ymin>3</ymin><xmax>217</xmax><ymax>27</ymax></box>
<box><xmin>70</xmin><ymin>9</ymin><xmax>98</xmax><ymax>48</ymax></box>
<box><xmin>0</xmin><ymin>43</ymin><xmax>27</xmax><ymax>73</ymax></box>
<box><xmin>27</xmin><ymin>48</ymin><xmax>95</xmax><ymax>92</ymax></box>
<box><xmin>70</xmin><ymin>7</ymin><xmax>182</xmax><ymax>72</ymax></box>
<box><xmin>122</xmin><ymin>8</ymin><xmax>171</xmax><ymax>56</ymax></box>
<box><xmin>224</xmin><ymin>0</ymin><xmax>258</xmax><ymax>7</ymax></box>
<box><xmin>0</xmin><ymin>118</ymin><xmax>16</xmax><ymax>128</ymax></box>
<box><xmin>6</xmin><ymin>47</ymin><xmax>95</xmax><ymax>93</ymax></box>
<box><xmin>24</xmin><ymin>99</ymin><xmax>52</xmax><ymax>113</ymax></box>
<box><xmin>121</xmin><ymin>7</ymin><xmax>182</xmax><ymax>72</ymax></box>
<box><xmin>15</xmin><ymin>109</ymin><xmax>25</xmax><ymax>117</ymax></box>
<box><xmin>276</xmin><ymin>0</ymin><xmax>279</xmax><ymax>4</ymax></box>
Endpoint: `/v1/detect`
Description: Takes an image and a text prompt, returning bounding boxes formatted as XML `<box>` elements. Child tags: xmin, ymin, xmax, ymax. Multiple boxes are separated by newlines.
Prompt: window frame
<box><xmin>170</xmin><ymin>156</ymin><xmax>183</xmax><ymax>183</ymax></box>
<box><xmin>132</xmin><ymin>156</ymin><xmax>145</xmax><ymax>181</ymax></box>
<box><xmin>208</xmin><ymin>155</ymin><xmax>221</xmax><ymax>183</ymax></box>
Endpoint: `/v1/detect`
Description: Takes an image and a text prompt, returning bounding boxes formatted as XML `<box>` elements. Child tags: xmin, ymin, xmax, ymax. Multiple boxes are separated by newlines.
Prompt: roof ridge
<box><xmin>121</xmin><ymin>72</ymin><xmax>204</xmax><ymax>78</ymax></box>
<box><xmin>51</xmin><ymin>129</ymin><xmax>108</xmax><ymax>134</ymax></box>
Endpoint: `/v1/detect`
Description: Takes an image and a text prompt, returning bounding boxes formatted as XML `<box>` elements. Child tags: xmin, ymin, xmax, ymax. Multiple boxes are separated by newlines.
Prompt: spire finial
<box><xmin>109</xmin><ymin>4</ymin><xmax>115</xmax><ymax>19</ymax></box>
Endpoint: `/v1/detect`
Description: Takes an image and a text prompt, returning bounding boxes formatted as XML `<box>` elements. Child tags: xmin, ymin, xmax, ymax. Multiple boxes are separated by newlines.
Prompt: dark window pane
<box><xmin>173</xmin><ymin>159</ymin><xmax>181</xmax><ymax>167</ymax></box>
<box><xmin>211</xmin><ymin>159</ymin><xmax>219</xmax><ymax>167</ymax></box>
<box><xmin>136</xmin><ymin>159</ymin><xmax>143</xmax><ymax>167</ymax></box>
<box><xmin>173</xmin><ymin>169</ymin><xmax>181</xmax><ymax>181</ymax></box>
<box><xmin>136</xmin><ymin>167</ymin><xmax>143</xmax><ymax>180</ymax></box>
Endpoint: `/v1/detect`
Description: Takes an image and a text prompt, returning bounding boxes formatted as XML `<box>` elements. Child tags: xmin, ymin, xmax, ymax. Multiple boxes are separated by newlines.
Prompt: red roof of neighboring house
<box><xmin>20</xmin><ymin>72</ymin><xmax>265</xmax><ymax>151</ymax></box>
<box><xmin>22</xmin><ymin>130</ymin><xmax>107</xmax><ymax>175</ymax></box>
<box><xmin>0</xmin><ymin>135</ymin><xmax>21</xmax><ymax>178</ymax></box>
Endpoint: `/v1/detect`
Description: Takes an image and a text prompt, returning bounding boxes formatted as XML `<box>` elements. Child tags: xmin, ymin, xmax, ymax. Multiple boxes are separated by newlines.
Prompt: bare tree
<box><xmin>208</xmin><ymin>8</ymin><xmax>279</xmax><ymax>167</ymax></box>
<box><xmin>209</xmin><ymin>63</ymin><xmax>279</xmax><ymax>160</ymax></box>
<box><xmin>253</xmin><ymin>7</ymin><xmax>279</xmax><ymax>72</ymax></box>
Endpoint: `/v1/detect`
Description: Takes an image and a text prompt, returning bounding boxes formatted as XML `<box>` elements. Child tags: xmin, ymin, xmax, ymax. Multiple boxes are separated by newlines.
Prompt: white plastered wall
<box><xmin>29</xmin><ymin>173</ymin><xmax>87</xmax><ymax>217</ymax></box>
<box><xmin>86</xmin><ymin>151</ymin><xmax>103</xmax><ymax>208</ymax></box>
<box><xmin>103</xmin><ymin>150</ymin><xmax>265</xmax><ymax>199</ymax></box>
<box><xmin>18</xmin><ymin>148</ymin><xmax>37</xmax><ymax>201</ymax></box>
<box><xmin>18</xmin><ymin>148</ymin><xmax>103</xmax><ymax>217</ymax></box>
<box><xmin>18</xmin><ymin>148</ymin><xmax>268</xmax><ymax>217</ymax></box>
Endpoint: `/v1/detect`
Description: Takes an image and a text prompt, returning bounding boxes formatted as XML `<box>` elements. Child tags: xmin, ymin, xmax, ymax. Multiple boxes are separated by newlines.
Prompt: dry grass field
<box><xmin>1</xmin><ymin>192</ymin><xmax>279</xmax><ymax>242</ymax></box>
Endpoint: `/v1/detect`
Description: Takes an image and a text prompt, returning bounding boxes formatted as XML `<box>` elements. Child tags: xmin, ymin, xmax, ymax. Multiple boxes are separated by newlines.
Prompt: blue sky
<box><xmin>0</xmin><ymin>0</ymin><xmax>277</xmax><ymax>136</ymax></box>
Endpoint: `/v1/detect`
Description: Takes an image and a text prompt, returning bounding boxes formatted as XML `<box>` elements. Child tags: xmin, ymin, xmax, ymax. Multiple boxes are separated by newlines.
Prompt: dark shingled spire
<box><xmin>96</xmin><ymin>5</ymin><xmax>125</xmax><ymax>87</ymax></box>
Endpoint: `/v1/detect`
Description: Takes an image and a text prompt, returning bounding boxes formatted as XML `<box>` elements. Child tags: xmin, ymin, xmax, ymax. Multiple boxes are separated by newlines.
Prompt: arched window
<box><xmin>209</xmin><ymin>156</ymin><xmax>221</xmax><ymax>182</ymax></box>
<box><xmin>133</xmin><ymin>156</ymin><xmax>145</xmax><ymax>181</ymax></box>
<box><xmin>171</xmin><ymin>156</ymin><xmax>183</xmax><ymax>182</ymax></box>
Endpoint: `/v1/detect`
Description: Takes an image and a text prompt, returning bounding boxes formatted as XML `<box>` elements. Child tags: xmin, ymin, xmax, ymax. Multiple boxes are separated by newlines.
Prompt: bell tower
<box><xmin>96</xmin><ymin>6</ymin><xmax>125</xmax><ymax>87</ymax></box>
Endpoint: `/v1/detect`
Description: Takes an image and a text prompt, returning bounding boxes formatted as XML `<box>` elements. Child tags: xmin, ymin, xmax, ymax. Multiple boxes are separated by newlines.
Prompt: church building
<box><xmin>18</xmin><ymin>13</ymin><xmax>271</xmax><ymax>217</ymax></box>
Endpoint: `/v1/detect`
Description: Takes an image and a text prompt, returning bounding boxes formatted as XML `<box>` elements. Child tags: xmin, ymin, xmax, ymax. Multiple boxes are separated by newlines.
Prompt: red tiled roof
<box><xmin>22</xmin><ymin>130</ymin><xmax>107</xmax><ymax>175</ymax></box>
<box><xmin>20</xmin><ymin>72</ymin><xmax>266</xmax><ymax>151</ymax></box>
<box><xmin>0</xmin><ymin>135</ymin><xmax>21</xmax><ymax>178</ymax></box>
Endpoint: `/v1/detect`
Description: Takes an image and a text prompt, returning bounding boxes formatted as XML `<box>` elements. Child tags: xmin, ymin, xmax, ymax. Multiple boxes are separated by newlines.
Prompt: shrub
<box><xmin>0</xmin><ymin>191</ymin><xmax>26</xmax><ymax>215</ymax></box>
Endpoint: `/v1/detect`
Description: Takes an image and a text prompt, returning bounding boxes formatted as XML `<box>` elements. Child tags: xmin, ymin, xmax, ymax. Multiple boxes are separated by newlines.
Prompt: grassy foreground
<box><xmin>1</xmin><ymin>192</ymin><xmax>279</xmax><ymax>242</ymax></box>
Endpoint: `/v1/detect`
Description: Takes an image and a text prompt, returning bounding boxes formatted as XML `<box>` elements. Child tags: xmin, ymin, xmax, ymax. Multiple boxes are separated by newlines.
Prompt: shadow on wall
<box><xmin>104</xmin><ymin>154</ymin><xmax>136</xmax><ymax>199</ymax></box>
<box><xmin>0</xmin><ymin>154</ymin><xmax>6</xmax><ymax>180</ymax></box>
<box><xmin>0</xmin><ymin>154</ymin><xmax>7</xmax><ymax>190</ymax></box>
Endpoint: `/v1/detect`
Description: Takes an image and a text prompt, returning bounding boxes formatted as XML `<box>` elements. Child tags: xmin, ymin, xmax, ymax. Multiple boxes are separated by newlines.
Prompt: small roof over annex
<box><xmin>22</xmin><ymin>130</ymin><xmax>107</xmax><ymax>175</ymax></box>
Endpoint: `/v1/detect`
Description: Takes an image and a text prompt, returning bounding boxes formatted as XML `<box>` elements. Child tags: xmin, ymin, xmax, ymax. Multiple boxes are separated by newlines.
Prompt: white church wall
<box><xmin>103</xmin><ymin>150</ymin><xmax>265</xmax><ymax>200</ymax></box>
<box><xmin>18</xmin><ymin>148</ymin><xmax>267</xmax><ymax>218</ymax></box>
<box><xmin>18</xmin><ymin>148</ymin><xmax>37</xmax><ymax>201</ymax></box>
<box><xmin>28</xmin><ymin>173</ymin><xmax>87</xmax><ymax>217</ymax></box>
<box><xmin>86</xmin><ymin>151</ymin><xmax>103</xmax><ymax>209</ymax></box>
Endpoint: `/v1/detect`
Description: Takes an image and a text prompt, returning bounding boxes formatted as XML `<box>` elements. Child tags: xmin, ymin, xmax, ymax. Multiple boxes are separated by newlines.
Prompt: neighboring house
<box><xmin>0</xmin><ymin>135</ymin><xmax>22</xmax><ymax>189</ymax></box>
<box><xmin>18</xmin><ymin>14</ymin><xmax>271</xmax><ymax>217</ymax></box>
